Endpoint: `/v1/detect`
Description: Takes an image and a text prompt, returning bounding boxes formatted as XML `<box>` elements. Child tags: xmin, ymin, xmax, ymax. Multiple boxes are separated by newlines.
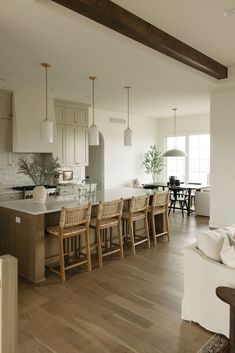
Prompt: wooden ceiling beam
<box><xmin>51</xmin><ymin>0</ymin><xmax>228</xmax><ymax>79</ymax></box>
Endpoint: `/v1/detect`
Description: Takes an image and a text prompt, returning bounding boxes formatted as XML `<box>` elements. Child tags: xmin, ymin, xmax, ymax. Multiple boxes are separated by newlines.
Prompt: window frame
<box><xmin>164</xmin><ymin>133</ymin><xmax>210</xmax><ymax>183</ymax></box>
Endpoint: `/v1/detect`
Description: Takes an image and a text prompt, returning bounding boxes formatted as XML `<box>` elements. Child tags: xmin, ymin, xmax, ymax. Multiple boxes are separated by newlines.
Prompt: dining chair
<box><xmin>168</xmin><ymin>187</ymin><xmax>188</xmax><ymax>217</ymax></box>
<box><xmin>89</xmin><ymin>198</ymin><xmax>124</xmax><ymax>268</ymax></box>
<box><xmin>45</xmin><ymin>204</ymin><xmax>92</xmax><ymax>283</ymax></box>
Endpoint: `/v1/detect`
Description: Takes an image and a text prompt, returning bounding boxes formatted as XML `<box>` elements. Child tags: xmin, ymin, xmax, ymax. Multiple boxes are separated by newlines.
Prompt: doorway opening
<box><xmin>85</xmin><ymin>132</ymin><xmax>105</xmax><ymax>191</ymax></box>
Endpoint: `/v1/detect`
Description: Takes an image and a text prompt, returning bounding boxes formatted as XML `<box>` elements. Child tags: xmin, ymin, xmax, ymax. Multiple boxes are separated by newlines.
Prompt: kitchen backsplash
<box><xmin>0</xmin><ymin>153</ymin><xmax>84</xmax><ymax>188</ymax></box>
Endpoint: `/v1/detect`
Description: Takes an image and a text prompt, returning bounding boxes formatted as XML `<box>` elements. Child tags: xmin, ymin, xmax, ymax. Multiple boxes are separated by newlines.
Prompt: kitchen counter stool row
<box><xmin>45</xmin><ymin>191</ymin><xmax>170</xmax><ymax>282</ymax></box>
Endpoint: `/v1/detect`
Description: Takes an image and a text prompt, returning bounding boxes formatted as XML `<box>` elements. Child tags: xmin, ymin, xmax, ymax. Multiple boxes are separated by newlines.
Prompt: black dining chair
<box><xmin>168</xmin><ymin>187</ymin><xmax>188</xmax><ymax>217</ymax></box>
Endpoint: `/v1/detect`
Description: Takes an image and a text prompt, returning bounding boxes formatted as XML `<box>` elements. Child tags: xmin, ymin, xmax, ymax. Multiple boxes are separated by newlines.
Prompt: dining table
<box><xmin>142</xmin><ymin>182</ymin><xmax>210</xmax><ymax>216</ymax></box>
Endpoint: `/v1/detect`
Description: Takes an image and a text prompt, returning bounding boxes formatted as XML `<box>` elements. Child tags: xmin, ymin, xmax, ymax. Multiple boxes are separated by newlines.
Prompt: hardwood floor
<box><xmin>18</xmin><ymin>214</ymin><xmax>212</xmax><ymax>353</ymax></box>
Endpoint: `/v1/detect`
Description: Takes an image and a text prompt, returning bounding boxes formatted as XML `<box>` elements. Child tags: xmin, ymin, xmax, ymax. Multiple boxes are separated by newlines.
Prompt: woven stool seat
<box><xmin>122</xmin><ymin>211</ymin><xmax>146</xmax><ymax>221</ymax></box>
<box><xmin>46</xmin><ymin>225</ymin><xmax>86</xmax><ymax>238</ymax></box>
<box><xmin>90</xmin><ymin>217</ymin><xmax>119</xmax><ymax>229</ymax></box>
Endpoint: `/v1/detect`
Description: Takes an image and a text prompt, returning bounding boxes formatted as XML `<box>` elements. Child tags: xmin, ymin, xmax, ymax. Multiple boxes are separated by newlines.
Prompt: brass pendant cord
<box><xmin>41</xmin><ymin>63</ymin><xmax>51</xmax><ymax>121</ymax></box>
<box><xmin>173</xmin><ymin>108</ymin><xmax>177</xmax><ymax>149</ymax></box>
<box><xmin>90</xmin><ymin>76</ymin><xmax>96</xmax><ymax>126</ymax></box>
<box><xmin>125</xmin><ymin>86</ymin><xmax>131</xmax><ymax>129</ymax></box>
<box><xmin>45</xmin><ymin>65</ymin><xmax>48</xmax><ymax>121</ymax></box>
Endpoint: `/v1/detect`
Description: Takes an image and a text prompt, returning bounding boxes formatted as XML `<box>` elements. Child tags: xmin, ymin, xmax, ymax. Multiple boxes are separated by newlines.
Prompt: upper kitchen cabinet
<box><xmin>55</xmin><ymin>104</ymin><xmax>66</xmax><ymax>124</ymax></box>
<box><xmin>54</xmin><ymin>99</ymin><xmax>89</xmax><ymax>167</ymax></box>
<box><xmin>12</xmin><ymin>91</ymin><xmax>57</xmax><ymax>153</ymax></box>
<box><xmin>66</xmin><ymin>107</ymin><xmax>87</xmax><ymax>126</ymax></box>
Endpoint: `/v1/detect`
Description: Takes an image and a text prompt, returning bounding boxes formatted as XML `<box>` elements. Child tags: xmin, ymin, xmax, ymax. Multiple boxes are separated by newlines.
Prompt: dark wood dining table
<box><xmin>142</xmin><ymin>182</ymin><xmax>210</xmax><ymax>216</ymax></box>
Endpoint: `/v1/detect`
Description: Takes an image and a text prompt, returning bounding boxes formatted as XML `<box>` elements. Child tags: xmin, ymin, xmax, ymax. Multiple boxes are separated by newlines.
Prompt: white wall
<box><xmin>210</xmin><ymin>88</ymin><xmax>235</xmax><ymax>228</ymax></box>
<box><xmin>89</xmin><ymin>108</ymin><xmax>158</xmax><ymax>189</ymax></box>
<box><xmin>156</xmin><ymin>113</ymin><xmax>210</xmax><ymax>180</ymax></box>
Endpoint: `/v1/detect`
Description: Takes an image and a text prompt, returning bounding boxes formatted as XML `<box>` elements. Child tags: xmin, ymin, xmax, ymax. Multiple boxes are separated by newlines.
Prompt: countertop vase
<box><xmin>33</xmin><ymin>186</ymin><xmax>47</xmax><ymax>204</ymax></box>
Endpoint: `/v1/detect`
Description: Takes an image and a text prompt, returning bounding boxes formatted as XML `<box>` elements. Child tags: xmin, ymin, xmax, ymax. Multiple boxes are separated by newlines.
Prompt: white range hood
<box><xmin>12</xmin><ymin>90</ymin><xmax>57</xmax><ymax>153</ymax></box>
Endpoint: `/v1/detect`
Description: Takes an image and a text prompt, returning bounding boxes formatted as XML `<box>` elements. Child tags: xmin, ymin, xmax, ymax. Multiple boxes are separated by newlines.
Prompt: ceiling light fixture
<box><xmin>41</xmin><ymin>63</ymin><xmax>53</xmax><ymax>143</ymax></box>
<box><xmin>124</xmin><ymin>86</ymin><xmax>132</xmax><ymax>146</ymax></box>
<box><xmin>163</xmin><ymin>108</ymin><xmax>186</xmax><ymax>157</ymax></box>
<box><xmin>88</xmin><ymin>76</ymin><xmax>99</xmax><ymax>146</ymax></box>
<box><xmin>224</xmin><ymin>8</ymin><xmax>235</xmax><ymax>16</ymax></box>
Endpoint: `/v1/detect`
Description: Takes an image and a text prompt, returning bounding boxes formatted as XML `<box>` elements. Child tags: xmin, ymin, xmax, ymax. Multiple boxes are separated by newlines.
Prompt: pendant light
<box><xmin>41</xmin><ymin>63</ymin><xmax>53</xmax><ymax>143</ymax></box>
<box><xmin>163</xmin><ymin>108</ymin><xmax>186</xmax><ymax>157</ymax></box>
<box><xmin>88</xmin><ymin>76</ymin><xmax>99</xmax><ymax>146</ymax></box>
<box><xmin>124</xmin><ymin>86</ymin><xmax>132</xmax><ymax>146</ymax></box>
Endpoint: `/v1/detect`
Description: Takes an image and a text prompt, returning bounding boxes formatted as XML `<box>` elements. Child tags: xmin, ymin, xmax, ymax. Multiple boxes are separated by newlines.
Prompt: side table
<box><xmin>216</xmin><ymin>286</ymin><xmax>235</xmax><ymax>353</ymax></box>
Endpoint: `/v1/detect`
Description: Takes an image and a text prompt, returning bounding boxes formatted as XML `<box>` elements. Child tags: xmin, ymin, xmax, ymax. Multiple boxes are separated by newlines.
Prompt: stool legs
<box><xmin>118</xmin><ymin>223</ymin><xmax>124</xmax><ymax>260</ymax></box>
<box><xmin>85</xmin><ymin>229</ymin><xmax>92</xmax><ymax>272</ymax></box>
<box><xmin>59</xmin><ymin>237</ymin><xmax>66</xmax><ymax>283</ymax></box>
<box><xmin>145</xmin><ymin>215</ymin><xmax>151</xmax><ymax>249</ymax></box>
<box><xmin>96</xmin><ymin>227</ymin><xmax>103</xmax><ymax>268</ymax></box>
<box><xmin>129</xmin><ymin>219</ymin><xmax>136</xmax><ymax>255</ymax></box>
<box><xmin>165</xmin><ymin>213</ymin><xmax>170</xmax><ymax>241</ymax></box>
<box><xmin>151</xmin><ymin>213</ymin><xmax>157</xmax><ymax>246</ymax></box>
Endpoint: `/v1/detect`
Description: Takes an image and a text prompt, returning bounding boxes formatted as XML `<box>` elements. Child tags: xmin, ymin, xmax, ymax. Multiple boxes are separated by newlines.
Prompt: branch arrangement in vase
<box><xmin>143</xmin><ymin>145</ymin><xmax>164</xmax><ymax>183</ymax></box>
<box><xmin>17</xmin><ymin>154</ymin><xmax>61</xmax><ymax>185</ymax></box>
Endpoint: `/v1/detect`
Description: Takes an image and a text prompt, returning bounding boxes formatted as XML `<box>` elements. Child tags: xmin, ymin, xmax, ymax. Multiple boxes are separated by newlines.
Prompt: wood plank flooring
<box><xmin>18</xmin><ymin>214</ymin><xmax>212</xmax><ymax>353</ymax></box>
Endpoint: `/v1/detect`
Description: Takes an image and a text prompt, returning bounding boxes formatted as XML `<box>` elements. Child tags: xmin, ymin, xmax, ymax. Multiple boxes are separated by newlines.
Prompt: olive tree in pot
<box><xmin>143</xmin><ymin>145</ymin><xmax>164</xmax><ymax>183</ymax></box>
<box><xmin>17</xmin><ymin>154</ymin><xmax>60</xmax><ymax>203</ymax></box>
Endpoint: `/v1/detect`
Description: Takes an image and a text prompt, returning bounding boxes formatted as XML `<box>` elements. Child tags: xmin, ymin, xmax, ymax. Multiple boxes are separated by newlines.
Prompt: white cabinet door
<box><xmin>66</xmin><ymin>107</ymin><xmax>87</xmax><ymax>127</ymax></box>
<box><xmin>65</xmin><ymin>125</ymin><xmax>76</xmax><ymax>166</ymax></box>
<box><xmin>0</xmin><ymin>119</ymin><xmax>11</xmax><ymax>167</ymax></box>
<box><xmin>74</xmin><ymin>126</ymin><xmax>88</xmax><ymax>166</ymax></box>
<box><xmin>56</xmin><ymin>124</ymin><xmax>66</xmax><ymax>166</ymax></box>
<box><xmin>1</xmin><ymin>192</ymin><xmax>22</xmax><ymax>201</ymax></box>
<box><xmin>55</xmin><ymin>105</ymin><xmax>66</xmax><ymax>124</ymax></box>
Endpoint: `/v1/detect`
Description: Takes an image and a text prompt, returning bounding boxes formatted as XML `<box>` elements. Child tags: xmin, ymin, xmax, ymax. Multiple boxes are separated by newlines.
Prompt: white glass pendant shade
<box><xmin>124</xmin><ymin>127</ymin><xmax>132</xmax><ymax>146</ymax></box>
<box><xmin>163</xmin><ymin>108</ymin><xmax>185</xmax><ymax>157</ymax></box>
<box><xmin>124</xmin><ymin>86</ymin><xmax>132</xmax><ymax>146</ymax></box>
<box><xmin>88</xmin><ymin>124</ymin><xmax>99</xmax><ymax>146</ymax></box>
<box><xmin>41</xmin><ymin>119</ymin><xmax>53</xmax><ymax>143</ymax></box>
<box><xmin>162</xmin><ymin>148</ymin><xmax>186</xmax><ymax>157</ymax></box>
<box><xmin>89</xmin><ymin>76</ymin><xmax>99</xmax><ymax>146</ymax></box>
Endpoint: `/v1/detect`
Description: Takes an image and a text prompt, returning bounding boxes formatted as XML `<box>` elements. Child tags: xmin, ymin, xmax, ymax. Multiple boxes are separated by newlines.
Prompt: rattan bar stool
<box><xmin>122</xmin><ymin>194</ymin><xmax>150</xmax><ymax>255</ymax></box>
<box><xmin>45</xmin><ymin>204</ymin><xmax>92</xmax><ymax>282</ymax></box>
<box><xmin>148</xmin><ymin>191</ymin><xmax>170</xmax><ymax>245</ymax></box>
<box><xmin>89</xmin><ymin>198</ymin><xmax>124</xmax><ymax>268</ymax></box>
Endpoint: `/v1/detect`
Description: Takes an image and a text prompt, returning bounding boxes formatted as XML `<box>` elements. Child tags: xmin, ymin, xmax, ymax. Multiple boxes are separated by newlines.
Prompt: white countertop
<box><xmin>0</xmin><ymin>187</ymin><xmax>153</xmax><ymax>215</ymax></box>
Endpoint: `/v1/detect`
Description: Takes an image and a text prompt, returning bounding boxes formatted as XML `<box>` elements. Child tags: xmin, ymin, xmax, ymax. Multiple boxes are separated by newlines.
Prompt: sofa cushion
<box><xmin>197</xmin><ymin>229</ymin><xmax>229</xmax><ymax>262</ymax></box>
<box><xmin>220</xmin><ymin>241</ymin><xmax>235</xmax><ymax>268</ymax></box>
<box><xmin>223</xmin><ymin>225</ymin><xmax>235</xmax><ymax>241</ymax></box>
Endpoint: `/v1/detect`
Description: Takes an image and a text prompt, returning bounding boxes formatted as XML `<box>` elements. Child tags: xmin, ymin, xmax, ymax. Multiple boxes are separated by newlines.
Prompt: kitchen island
<box><xmin>0</xmin><ymin>187</ymin><xmax>153</xmax><ymax>283</ymax></box>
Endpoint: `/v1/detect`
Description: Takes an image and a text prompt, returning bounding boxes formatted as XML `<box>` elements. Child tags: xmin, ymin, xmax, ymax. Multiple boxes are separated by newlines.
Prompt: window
<box><xmin>188</xmin><ymin>135</ymin><xmax>210</xmax><ymax>184</ymax></box>
<box><xmin>165</xmin><ymin>134</ymin><xmax>210</xmax><ymax>184</ymax></box>
<box><xmin>166</xmin><ymin>136</ymin><xmax>186</xmax><ymax>182</ymax></box>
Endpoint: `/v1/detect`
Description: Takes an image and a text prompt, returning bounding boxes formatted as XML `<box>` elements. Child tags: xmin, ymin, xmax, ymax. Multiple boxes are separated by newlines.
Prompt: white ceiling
<box><xmin>0</xmin><ymin>0</ymin><xmax>234</xmax><ymax>118</ymax></box>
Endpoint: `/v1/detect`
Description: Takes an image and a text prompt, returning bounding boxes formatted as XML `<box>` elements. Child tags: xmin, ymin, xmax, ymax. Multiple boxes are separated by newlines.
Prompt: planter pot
<box><xmin>33</xmin><ymin>186</ymin><xmax>47</xmax><ymax>204</ymax></box>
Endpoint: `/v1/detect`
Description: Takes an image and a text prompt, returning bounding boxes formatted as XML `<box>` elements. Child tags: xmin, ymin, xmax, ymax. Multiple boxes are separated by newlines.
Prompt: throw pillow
<box><xmin>197</xmin><ymin>229</ymin><xmax>229</xmax><ymax>262</ymax></box>
<box><xmin>220</xmin><ymin>238</ymin><xmax>235</xmax><ymax>268</ymax></box>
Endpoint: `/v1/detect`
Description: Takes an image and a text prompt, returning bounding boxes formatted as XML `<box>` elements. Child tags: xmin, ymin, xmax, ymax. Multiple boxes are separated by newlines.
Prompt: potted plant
<box><xmin>143</xmin><ymin>145</ymin><xmax>164</xmax><ymax>183</ymax></box>
<box><xmin>17</xmin><ymin>154</ymin><xmax>61</xmax><ymax>203</ymax></box>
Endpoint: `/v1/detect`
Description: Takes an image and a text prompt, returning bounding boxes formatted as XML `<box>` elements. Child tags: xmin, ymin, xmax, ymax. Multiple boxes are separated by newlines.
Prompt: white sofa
<box><xmin>181</xmin><ymin>242</ymin><xmax>235</xmax><ymax>337</ymax></box>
